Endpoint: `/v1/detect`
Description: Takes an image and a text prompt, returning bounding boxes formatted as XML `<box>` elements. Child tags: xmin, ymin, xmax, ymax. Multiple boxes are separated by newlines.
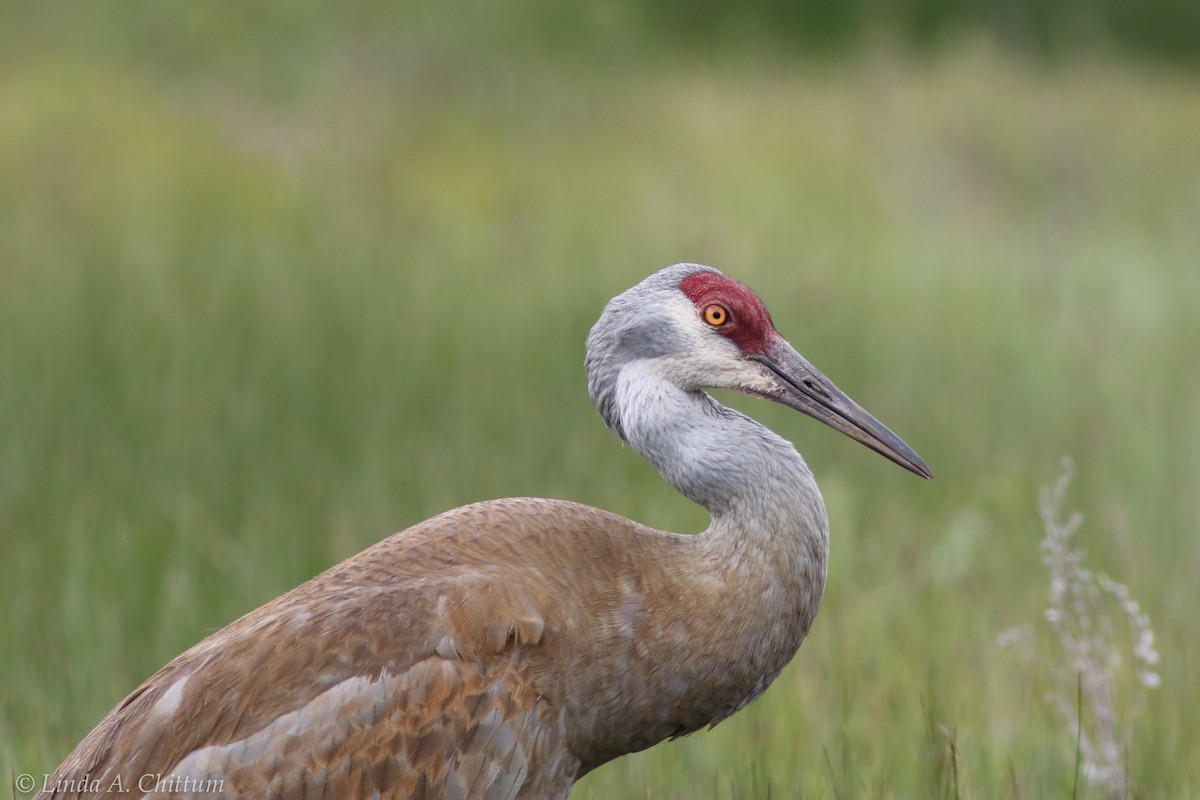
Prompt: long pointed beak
<box><xmin>747</xmin><ymin>337</ymin><xmax>932</xmax><ymax>479</ymax></box>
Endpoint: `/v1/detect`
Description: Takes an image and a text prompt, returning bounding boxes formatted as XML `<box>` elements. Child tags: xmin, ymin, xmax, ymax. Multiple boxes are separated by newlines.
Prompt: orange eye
<box><xmin>703</xmin><ymin>304</ymin><xmax>729</xmax><ymax>326</ymax></box>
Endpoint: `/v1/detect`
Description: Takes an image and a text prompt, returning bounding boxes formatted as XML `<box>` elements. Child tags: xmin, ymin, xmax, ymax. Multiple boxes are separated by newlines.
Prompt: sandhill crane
<box><xmin>38</xmin><ymin>263</ymin><xmax>930</xmax><ymax>800</ymax></box>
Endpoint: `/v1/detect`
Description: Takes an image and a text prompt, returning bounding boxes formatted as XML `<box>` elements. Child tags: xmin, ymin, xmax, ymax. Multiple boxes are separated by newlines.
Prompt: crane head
<box><xmin>586</xmin><ymin>264</ymin><xmax>931</xmax><ymax>479</ymax></box>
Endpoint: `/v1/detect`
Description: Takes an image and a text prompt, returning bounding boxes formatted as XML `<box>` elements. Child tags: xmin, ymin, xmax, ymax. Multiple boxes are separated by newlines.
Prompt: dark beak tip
<box><xmin>901</xmin><ymin>450</ymin><xmax>933</xmax><ymax>480</ymax></box>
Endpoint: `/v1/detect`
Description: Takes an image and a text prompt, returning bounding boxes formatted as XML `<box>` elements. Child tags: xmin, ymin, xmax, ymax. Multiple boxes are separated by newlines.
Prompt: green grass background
<box><xmin>2</xmin><ymin>7</ymin><xmax>1198</xmax><ymax>797</ymax></box>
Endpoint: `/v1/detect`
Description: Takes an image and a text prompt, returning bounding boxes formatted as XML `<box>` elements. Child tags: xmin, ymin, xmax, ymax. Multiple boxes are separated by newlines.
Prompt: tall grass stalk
<box><xmin>999</xmin><ymin>458</ymin><xmax>1161</xmax><ymax>798</ymax></box>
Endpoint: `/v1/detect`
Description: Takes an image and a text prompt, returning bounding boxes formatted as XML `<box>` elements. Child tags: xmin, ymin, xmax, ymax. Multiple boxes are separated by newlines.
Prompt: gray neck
<box><xmin>611</xmin><ymin>360</ymin><xmax>829</xmax><ymax>570</ymax></box>
<box><xmin>569</xmin><ymin>359</ymin><xmax>832</xmax><ymax>761</ymax></box>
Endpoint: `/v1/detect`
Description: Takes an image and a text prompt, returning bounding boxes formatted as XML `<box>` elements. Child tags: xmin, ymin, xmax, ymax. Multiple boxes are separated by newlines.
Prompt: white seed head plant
<box><xmin>998</xmin><ymin>458</ymin><xmax>1160</xmax><ymax>799</ymax></box>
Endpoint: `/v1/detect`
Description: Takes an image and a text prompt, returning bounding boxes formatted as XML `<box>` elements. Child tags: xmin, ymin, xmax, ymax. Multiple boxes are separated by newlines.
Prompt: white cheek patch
<box><xmin>645</xmin><ymin>299</ymin><xmax>759</xmax><ymax>391</ymax></box>
<box><xmin>735</xmin><ymin>365</ymin><xmax>781</xmax><ymax>396</ymax></box>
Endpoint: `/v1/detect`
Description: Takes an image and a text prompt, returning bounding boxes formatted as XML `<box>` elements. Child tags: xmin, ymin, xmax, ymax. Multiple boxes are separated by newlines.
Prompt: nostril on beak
<box><xmin>803</xmin><ymin>379</ymin><xmax>829</xmax><ymax>399</ymax></box>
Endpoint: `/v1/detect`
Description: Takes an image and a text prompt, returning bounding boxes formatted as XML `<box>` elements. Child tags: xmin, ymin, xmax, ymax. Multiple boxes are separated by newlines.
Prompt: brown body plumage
<box><xmin>44</xmin><ymin>499</ymin><xmax>820</xmax><ymax>798</ymax></box>
<box><xmin>40</xmin><ymin>264</ymin><xmax>928</xmax><ymax>799</ymax></box>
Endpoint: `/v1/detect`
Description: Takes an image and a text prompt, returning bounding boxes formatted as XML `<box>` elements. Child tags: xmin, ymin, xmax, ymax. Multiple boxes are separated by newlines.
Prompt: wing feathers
<box><xmin>139</xmin><ymin>658</ymin><xmax>570</xmax><ymax>799</ymax></box>
<box><xmin>437</xmin><ymin>577</ymin><xmax>547</xmax><ymax>660</ymax></box>
<box><xmin>39</xmin><ymin>499</ymin><xmax>649</xmax><ymax>799</ymax></box>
